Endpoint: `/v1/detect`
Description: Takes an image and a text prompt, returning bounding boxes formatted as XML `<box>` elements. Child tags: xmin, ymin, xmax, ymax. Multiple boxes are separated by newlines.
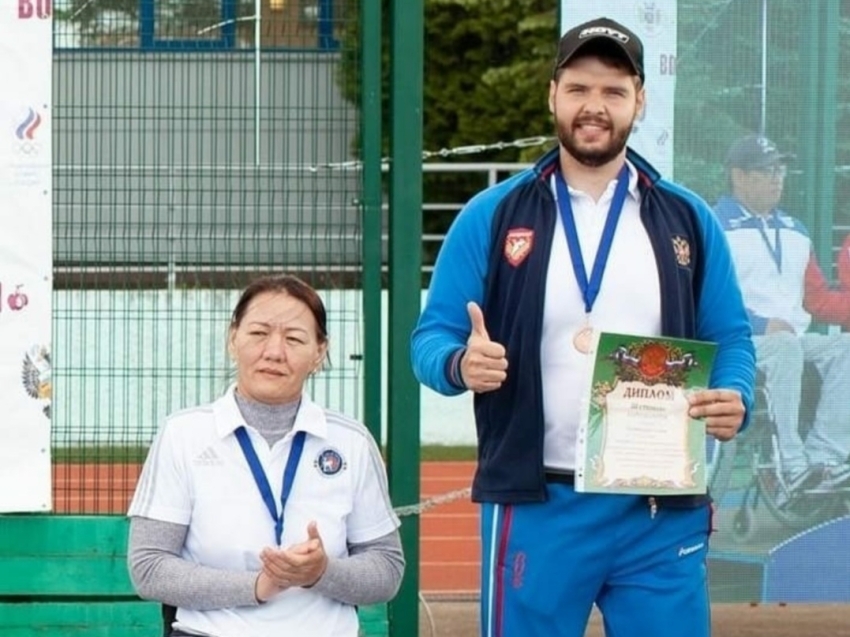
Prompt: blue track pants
<box><xmin>480</xmin><ymin>485</ymin><xmax>713</xmax><ymax>637</ymax></box>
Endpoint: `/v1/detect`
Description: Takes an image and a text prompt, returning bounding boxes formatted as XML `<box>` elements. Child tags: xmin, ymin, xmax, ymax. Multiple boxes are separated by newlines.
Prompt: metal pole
<box><xmin>167</xmin><ymin>172</ymin><xmax>176</xmax><ymax>293</ymax></box>
<box><xmin>254</xmin><ymin>0</ymin><xmax>261</xmax><ymax>166</ymax></box>
<box><xmin>360</xmin><ymin>0</ymin><xmax>382</xmax><ymax>443</ymax></box>
<box><xmin>815</xmin><ymin>0</ymin><xmax>839</xmax><ymax>273</ymax></box>
<box><xmin>387</xmin><ymin>0</ymin><xmax>423</xmax><ymax>632</ymax></box>
<box><xmin>796</xmin><ymin>1</ymin><xmax>820</xmax><ymax>234</ymax></box>
<box><xmin>759</xmin><ymin>0</ymin><xmax>767</xmax><ymax>136</ymax></box>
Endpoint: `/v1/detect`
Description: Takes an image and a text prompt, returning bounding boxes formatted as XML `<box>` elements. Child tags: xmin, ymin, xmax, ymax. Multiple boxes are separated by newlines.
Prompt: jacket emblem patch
<box><xmin>672</xmin><ymin>235</ymin><xmax>691</xmax><ymax>267</ymax></box>
<box><xmin>504</xmin><ymin>228</ymin><xmax>534</xmax><ymax>267</ymax></box>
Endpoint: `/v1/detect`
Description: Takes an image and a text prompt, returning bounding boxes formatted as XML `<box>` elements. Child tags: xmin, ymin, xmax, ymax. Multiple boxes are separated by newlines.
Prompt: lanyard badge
<box><xmin>235</xmin><ymin>427</ymin><xmax>307</xmax><ymax>546</ymax></box>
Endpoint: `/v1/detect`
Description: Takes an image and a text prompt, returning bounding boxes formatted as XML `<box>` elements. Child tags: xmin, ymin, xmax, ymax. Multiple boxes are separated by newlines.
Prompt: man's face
<box><xmin>731</xmin><ymin>164</ymin><xmax>786</xmax><ymax>215</ymax></box>
<box><xmin>548</xmin><ymin>55</ymin><xmax>645</xmax><ymax>167</ymax></box>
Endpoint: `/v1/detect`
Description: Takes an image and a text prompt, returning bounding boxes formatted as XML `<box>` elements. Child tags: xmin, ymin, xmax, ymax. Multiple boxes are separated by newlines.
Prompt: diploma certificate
<box><xmin>575</xmin><ymin>332</ymin><xmax>718</xmax><ymax>496</ymax></box>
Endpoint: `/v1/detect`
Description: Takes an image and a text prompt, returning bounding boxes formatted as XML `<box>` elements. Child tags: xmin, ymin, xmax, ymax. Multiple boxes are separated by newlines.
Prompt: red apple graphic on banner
<box><xmin>8</xmin><ymin>285</ymin><xmax>28</xmax><ymax>311</ymax></box>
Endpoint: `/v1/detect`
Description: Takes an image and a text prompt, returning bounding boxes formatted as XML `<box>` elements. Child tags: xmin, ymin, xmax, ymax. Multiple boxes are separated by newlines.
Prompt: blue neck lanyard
<box><xmin>234</xmin><ymin>427</ymin><xmax>306</xmax><ymax>546</ymax></box>
<box><xmin>757</xmin><ymin>214</ymin><xmax>783</xmax><ymax>273</ymax></box>
<box><xmin>554</xmin><ymin>165</ymin><xmax>630</xmax><ymax>314</ymax></box>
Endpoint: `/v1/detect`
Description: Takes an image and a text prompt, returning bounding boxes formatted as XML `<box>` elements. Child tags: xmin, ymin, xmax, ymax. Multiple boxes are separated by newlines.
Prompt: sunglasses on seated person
<box><xmin>750</xmin><ymin>164</ymin><xmax>787</xmax><ymax>179</ymax></box>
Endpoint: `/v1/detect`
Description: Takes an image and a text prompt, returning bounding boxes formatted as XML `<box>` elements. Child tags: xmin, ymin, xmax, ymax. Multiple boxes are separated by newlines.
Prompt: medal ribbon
<box><xmin>555</xmin><ymin>165</ymin><xmax>630</xmax><ymax>314</ymax></box>
<box><xmin>235</xmin><ymin>426</ymin><xmax>307</xmax><ymax>546</ymax></box>
<box><xmin>756</xmin><ymin>214</ymin><xmax>782</xmax><ymax>273</ymax></box>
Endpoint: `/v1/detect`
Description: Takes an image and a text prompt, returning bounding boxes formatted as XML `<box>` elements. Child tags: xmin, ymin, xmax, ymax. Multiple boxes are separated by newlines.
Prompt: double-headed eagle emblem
<box><xmin>22</xmin><ymin>344</ymin><xmax>52</xmax><ymax>419</ymax></box>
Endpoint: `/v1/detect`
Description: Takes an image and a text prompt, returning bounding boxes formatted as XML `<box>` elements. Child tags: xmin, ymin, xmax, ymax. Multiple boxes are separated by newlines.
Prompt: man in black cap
<box><xmin>716</xmin><ymin>134</ymin><xmax>850</xmax><ymax>496</ymax></box>
<box><xmin>412</xmin><ymin>15</ymin><xmax>754</xmax><ymax>637</ymax></box>
<box><xmin>549</xmin><ymin>17</ymin><xmax>645</xmax><ymax>170</ymax></box>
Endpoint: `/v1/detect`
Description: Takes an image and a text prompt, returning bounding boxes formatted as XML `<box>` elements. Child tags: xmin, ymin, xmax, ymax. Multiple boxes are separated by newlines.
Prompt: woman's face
<box><xmin>229</xmin><ymin>291</ymin><xmax>327</xmax><ymax>405</ymax></box>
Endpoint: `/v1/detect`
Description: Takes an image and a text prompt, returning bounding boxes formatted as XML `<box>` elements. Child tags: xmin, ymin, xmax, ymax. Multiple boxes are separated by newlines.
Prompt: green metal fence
<box><xmin>52</xmin><ymin>0</ymin><xmax>367</xmax><ymax>513</ymax></box>
<box><xmin>40</xmin><ymin>0</ymin><xmax>426</xmax><ymax>619</ymax></box>
<box><xmin>33</xmin><ymin>0</ymin><xmax>850</xmax><ymax>633</ymax></box>
<box><xmin>44</xmin><ymin>2</ymin><xmax>416</xmax><ymax>634</ymax></box>
<box><xmin>674</xmin><ymin>0</ymin><xmax>842</xmax><ymax>268</ymax></box>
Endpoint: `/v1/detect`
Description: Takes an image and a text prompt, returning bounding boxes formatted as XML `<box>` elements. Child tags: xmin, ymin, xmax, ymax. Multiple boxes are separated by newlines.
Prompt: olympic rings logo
<box><xmin>14</xmin><ymin>141</ymin><xmax>41</xmax><ymax>155</ymax></box>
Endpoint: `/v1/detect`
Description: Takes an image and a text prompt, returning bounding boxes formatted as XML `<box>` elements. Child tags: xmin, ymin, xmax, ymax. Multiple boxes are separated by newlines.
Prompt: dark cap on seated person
<box><xmin>553</xmin><ymin>17</ymin><xmax>645</xmax><ymax>83</ymax></box>
<box><xmin>725</xmin><ymin>134</ymin><xmax>794</xmax><ymax>171</ymax></box>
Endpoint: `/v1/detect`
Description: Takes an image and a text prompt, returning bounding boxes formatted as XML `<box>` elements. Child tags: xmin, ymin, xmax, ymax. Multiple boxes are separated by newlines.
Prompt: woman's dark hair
<box><xmin>230</xmin><ymin>275</ymin><xmax>328</xmax><ymax>343</ymax></box>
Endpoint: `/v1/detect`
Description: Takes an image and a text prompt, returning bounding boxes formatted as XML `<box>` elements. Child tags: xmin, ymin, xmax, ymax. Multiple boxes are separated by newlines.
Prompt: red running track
<box><xmin>52</xmin><ymin>461</ymin><xmax>480</xmax><ymax>595</ymax></box>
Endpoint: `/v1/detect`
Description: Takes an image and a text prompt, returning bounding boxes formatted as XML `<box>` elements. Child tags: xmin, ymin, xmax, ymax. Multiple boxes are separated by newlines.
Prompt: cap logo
<box><xmin>578</xmin><ymin>26</ymin><xmax>629</xmax><ymax>43</ymax></box>
<box><xmin>756</xmin><ymin>136</ymin><xmax>777</xmax><ymax>153</ymax></box>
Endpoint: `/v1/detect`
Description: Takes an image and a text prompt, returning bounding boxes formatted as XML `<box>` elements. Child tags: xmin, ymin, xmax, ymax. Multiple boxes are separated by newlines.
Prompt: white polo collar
<box><xmin>212</xmin><ymin>384</ymin><xmax>329</xmax><ymax>440</ymax></box>
<box><xmin>551</xmin><ymin>159</ymin><xmax>640</xmax><ymax>203</ymax></box>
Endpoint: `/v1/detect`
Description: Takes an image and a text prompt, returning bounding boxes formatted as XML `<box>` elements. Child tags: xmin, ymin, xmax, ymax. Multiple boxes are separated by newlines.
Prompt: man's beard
<box><xmin>556</xmin><ymin>116</ymin><xmax>634</xmax><ymax>167</ymax></box>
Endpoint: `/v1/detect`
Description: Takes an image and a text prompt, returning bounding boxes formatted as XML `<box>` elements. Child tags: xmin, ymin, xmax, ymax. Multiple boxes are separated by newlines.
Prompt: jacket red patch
<box><xmin>504</xmin><ymin>228</ymin><xmax>534</xmax><ymax>267</ymax></box>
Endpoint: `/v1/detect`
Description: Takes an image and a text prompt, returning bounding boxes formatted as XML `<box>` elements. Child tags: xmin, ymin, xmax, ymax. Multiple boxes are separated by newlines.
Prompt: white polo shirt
<box><xmin>722</xmin><ymin>203</ymin><xmax>813</xmax><ymax>334</ymax></box>
<box><xmin>128</xmin><ymin>387</ymin><xmax>400</xmax><ymax>637</ymax></box>
<box><xmin>542</xmin><ymin>161</ymin><xmax>663</xmax><ymax>470</ymax></box>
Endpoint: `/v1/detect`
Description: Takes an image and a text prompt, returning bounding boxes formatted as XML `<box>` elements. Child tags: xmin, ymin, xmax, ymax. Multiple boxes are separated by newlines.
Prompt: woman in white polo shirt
<box><xmin>127</xmin><ymin>275</ymin><xmax>404</xmax><ymax>637</ymax></box>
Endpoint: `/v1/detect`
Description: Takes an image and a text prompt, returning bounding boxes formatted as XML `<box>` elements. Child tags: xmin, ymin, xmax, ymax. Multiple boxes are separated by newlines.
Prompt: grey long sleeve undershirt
<box><xmin>128</xmin><ymin>517</ymin><xmax>404</xmax><ymax>609</ymax></box>
<box><xmin>127</xmin><ymin>391</ymin><xmax>404</xmax><ymax>610</ymax></box>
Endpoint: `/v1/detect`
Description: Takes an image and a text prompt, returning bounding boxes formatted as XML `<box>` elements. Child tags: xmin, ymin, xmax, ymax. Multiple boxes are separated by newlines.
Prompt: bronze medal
<box><xmin>573</xmin><ymin>325</ymin><xmax>594</xmax><ymax>354</ymax></box>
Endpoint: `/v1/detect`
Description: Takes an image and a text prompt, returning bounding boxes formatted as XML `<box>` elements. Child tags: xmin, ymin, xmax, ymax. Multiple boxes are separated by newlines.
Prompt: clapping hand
<box><xmin>255</xmin><ymin>521</ymin><xmax>329</xmax><ymax>601</ymax></box>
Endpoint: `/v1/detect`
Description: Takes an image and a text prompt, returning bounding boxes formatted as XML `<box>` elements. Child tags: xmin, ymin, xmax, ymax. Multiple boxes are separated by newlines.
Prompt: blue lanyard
<box><xmin>234</xmin><ymin>427</ymin><xmax>306</xmax><ymax>546</ymax></box>
<box><xmin>756</xmin><ymin>214</ymin><xmax>782</xmax><ymax>273</ymax></box>
<box><xmin>554</xmin><ymin>165</ymin><xmax>630</xmax><ymax>314</ymax></box>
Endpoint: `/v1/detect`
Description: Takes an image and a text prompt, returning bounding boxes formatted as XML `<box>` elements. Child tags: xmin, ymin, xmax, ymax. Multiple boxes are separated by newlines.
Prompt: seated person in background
<box><xmin>834</xmin><ymin>234</ymin><xmax>850</xmax><ymax>310</ymax></box>
<box><xmin>802</xmin><ymin>250</ymin><xmax>850</xmax><ymax>327</ymax></box>
<box><xmin>715</xmin><ymin>134</ymin><xmax>850</xmax><ymax>492</ymax></box>
<box><xmin>127</xmin><ymin>275</ymin><xmax>404</xmax><ymax>637</ymax></box>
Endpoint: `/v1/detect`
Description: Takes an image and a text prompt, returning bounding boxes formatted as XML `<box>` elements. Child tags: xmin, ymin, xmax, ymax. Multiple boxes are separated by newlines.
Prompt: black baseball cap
<box><xmin>554</xmin><ymin>17</ymin><xmax>644</xmax><ymax>82</ymax></box>
<box><xmin>725</xmin><ymin>134</ymin><xmax>794</xmax><ymax>171</ymax></box>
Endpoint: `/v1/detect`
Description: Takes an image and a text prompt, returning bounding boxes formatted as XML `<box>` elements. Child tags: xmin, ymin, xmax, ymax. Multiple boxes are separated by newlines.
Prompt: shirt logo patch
<box><xmin>672</xmin><ymin>235</ymin><xmax>691</xmax><ymax>267</ymax></box>
<box><xmin>504</xmin><ymin>228</ymin><xmax>534</xmax><ymax>267</ymax></box>
<box><xmin>194</xmin><ymin>446</ymin><xmax>223</xmax><ymax>466</ymax></box>
<box><xmin>315</xmin><ymin>448</ymin><xmax>346</xmax><ymax>476</ymax></box>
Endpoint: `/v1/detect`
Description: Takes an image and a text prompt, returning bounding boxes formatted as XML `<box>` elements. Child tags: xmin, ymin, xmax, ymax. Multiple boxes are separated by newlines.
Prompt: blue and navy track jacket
<box><xmin>411</xmin><ymin>147</ymin><xmax>756</xmax><ymax>505</ymax></box>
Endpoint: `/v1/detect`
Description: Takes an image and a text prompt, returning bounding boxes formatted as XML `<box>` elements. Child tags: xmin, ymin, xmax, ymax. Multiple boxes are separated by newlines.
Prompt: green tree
<box><xmin>62</xmin><ymin>0</ymin><xmax>138</xmax><ymax>44</ymax></box>
<box><xmin>338</xmin><ymin>0</ymin><xmax>557</xmax><ymax>265</ymax></box>
<box><xmin>339</xmin><ymin>0</ymin><xmax>850</xmax><ymax>264</ymax></box>
<box><xmin>674</xmin><ymin>0</ymin><xmax>850</xmax><ymax>251</ymax></box>
<box><xmin>339</xmin><ymin>0</ymin><xmax>556</xmax><ymax>159</ymax></box>
<box><xmin>64</xmin><ymin>0</ymin><xmax>228</xmax><ymax>44</ymax></box>
<box><xmin>673</xmin><ymin>0</ymin><xmax>805</xmax><ymax>203</ymax></box>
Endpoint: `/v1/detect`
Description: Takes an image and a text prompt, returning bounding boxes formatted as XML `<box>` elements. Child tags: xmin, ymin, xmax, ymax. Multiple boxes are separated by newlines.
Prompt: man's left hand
<box><xmin>688</xmin><ymin>389</ymin><xmax>746</xmax><ymax>441</ymax></box>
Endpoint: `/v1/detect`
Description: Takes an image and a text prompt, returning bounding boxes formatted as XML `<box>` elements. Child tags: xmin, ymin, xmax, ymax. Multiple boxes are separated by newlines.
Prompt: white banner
<box><xmin>0</xmin><ymin>0</ymin><xmax>53</xmax><ymax>512</ymax></box>
<box><xmin>560</xmin><ymin>1</ymin><xmax>677</xmax><ymax>177</ymax></box>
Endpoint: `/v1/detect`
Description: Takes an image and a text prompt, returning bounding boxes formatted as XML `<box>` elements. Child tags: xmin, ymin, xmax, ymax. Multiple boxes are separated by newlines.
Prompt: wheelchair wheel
<box><xmin>836</xmin><ymin>493</ymin><xmax>850</xmax><ymax>518</ymax></box>
<box><xmin>754</xmin><ymin>463</ymin><xmax>835</xmax><ymax>530</ymax></box>
<box><xmin>731</xmin><ymin>496</ymin><xmax>759</xmax><ymax>543</ymax></box>
<box><xmin>706</xmin><ymin>437</ymin><xmax>737</xmax><ymax>505</ymax></box>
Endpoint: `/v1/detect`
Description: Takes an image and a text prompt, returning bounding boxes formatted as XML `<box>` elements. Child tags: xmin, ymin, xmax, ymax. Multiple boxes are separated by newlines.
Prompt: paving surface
<box><xmin>418</xmin><ymin>601</ymin><xmax>850</xmax><ymax>637</ymax></box>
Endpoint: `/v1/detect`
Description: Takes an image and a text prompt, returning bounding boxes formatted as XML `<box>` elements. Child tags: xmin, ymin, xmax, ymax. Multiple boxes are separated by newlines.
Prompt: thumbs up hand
<box><xmin>461</xmin><ymin>302</ymin><xmax>508</xmax><ymax>393</ymax></box>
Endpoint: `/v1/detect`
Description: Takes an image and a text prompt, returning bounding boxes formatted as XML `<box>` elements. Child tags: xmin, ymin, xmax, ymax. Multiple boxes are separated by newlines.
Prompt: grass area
<box><xmin>53</xmin><ymin>446</ymin><xmax>150</xmax><ymax>464</ymax></box>
<box><xmin>52</xmin><ymin>445</ymin><xmax>478</xmax><ymax>463</ymax></box>
<box><xmin>420</xmin><ymin>445</ymin><xmax>477</xmax><ymax>462</ymax></box>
